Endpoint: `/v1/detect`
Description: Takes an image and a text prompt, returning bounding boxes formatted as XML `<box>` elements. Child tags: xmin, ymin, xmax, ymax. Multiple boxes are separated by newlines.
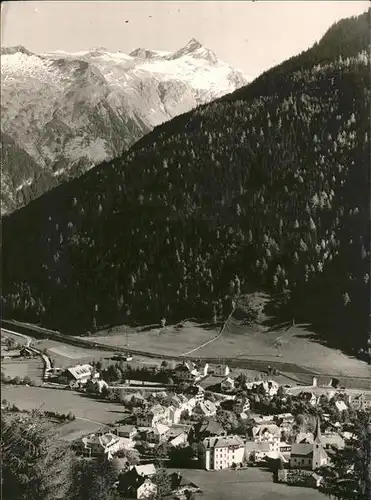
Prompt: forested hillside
<box><xmin>2</xmin><ymin>11</ymin><xmax>370</xmax><ymax>354</ymax></box>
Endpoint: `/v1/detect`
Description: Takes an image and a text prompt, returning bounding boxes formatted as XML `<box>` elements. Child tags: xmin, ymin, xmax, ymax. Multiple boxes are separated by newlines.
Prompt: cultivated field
<box><xmin>1</xmin><ymin>385</ymin><xmax>129</xmax><ymax>440</ymax></box>
<box><xmin>1</xmin><ymin>358</ymin><xmax>44</xmax><ymax>382</ymax></box>
<box><xmin>83</xmin><ymin>321</ymin><xmax>219</xmax><ymax>357</ymax></box>
<box><xmin>168</xmin><ymin>468</ymin><xmax>327</xmax><ymax>500</ymax></box>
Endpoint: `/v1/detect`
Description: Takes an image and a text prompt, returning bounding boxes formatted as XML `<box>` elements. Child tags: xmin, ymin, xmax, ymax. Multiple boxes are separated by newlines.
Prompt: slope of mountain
<box><xmin>2</xmin><ymin>11</ymin><xmax>370</xmax><ymax>355</ymax></box>
<box><xmin>0</xmin><ymin>39</ymin><xmax>249</xmax><ymax>214</ymax></box>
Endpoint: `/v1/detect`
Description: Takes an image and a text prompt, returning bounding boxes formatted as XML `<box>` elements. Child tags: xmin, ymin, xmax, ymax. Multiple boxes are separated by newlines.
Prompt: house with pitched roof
<box><xmin>348</xmin><ymin>393</ymin><xmax>371</xmax><ymax>410</ymax></box>
<box><xmin>169</xmin><ymin>472</ymin><xmax>201</xmax><ymax>497</ymax></box>
<box><xmin>220</xmin><ymin>376</ymin><xmax>235</xmax><ymax>392</ymax></box>
<box><xmin>184</xmin><ymin>384</ymin><xmax>205</xmax><ymax>403</ymax></box>
<box><xmin>189</xmin><ymin>419</ymin><xmax>226</xmax><ymax>446</ymax></box>
<box><xmin>136</xmin><ymin>404</ymin><xmax>169</xmax><ymax>427</ymax></box>
<box><xmin>81</xmin><ymin>432</ymin><xmax>133</xmax><ymax>459</ymax></box>
<box><xmin>233</xmin><ymin>396</ymin><xmax>251</xmax><ymax>414</ymax></box>
<box><xmin>118</xmin><ymin>466</ymin><xmax>157</xmax><ymax>499</ymax></box>
<box><xmin>168</xmin><ymin>430</ymin><xmax>189</xmax><ymax>448</ymax></box>
<box><xmin>146</xmin><ymin>423</ymin><xmax>171</xmax><ymax>444</ymax></box>
<box><xmin>289</xmin><ymin>443</ymin><xmax>315</xmax><ymax>469</ymax></box>
<box><xmin>173</xmin><ymin>361</ymin><xmax>201</xmax><ymax>382</ymax></box>
<box><xmin>64</xmin><ymin>364</ymin><xmax>98</xmax><ymax>384</ymax></box>
<box><xmin>200</xmin><ymin>435</ymin><xmax>245</xmax><ymax>470</ymax></box>
<box><xmin>116</xmin><ymin>425</ymin><xmax>138</xmax><ymax>439</ymax></box>
<box><xmin>250</xmin><ymin>424</ymin><xmax>281</xmax><ymax>452</ymax></box>
<box><xmin>196</xmin><ymin>400</ymin><xmax>217</xmax><ymax>417</ymax></box>
<box><xmin>244</xmin><ymin>441</ymin><xmax>271</xmax><ymax>462</ymax></box>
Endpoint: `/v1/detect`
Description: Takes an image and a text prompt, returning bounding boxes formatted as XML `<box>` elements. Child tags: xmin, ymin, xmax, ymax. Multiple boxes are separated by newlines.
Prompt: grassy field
<box><xmin>1</xmin><ymin>358</ymin><xmax>44</xmax><ymax>382</ymax></box>
<box><xmin>167</xmin><ymin>468</ymin><xmax>327</xmax><ymax>500</ymax></box>
<box><xmin>83</xmin><ymin>321</ymin><xmax>219</xmax><ymax>357</ymax></box>
<box><xmin>190</xmin><ymin>319</ymin><xmax>370</xmax><ymax>378</ymax></box>
<box><xmin>33</xmin><ymin>339</ymin><xmax>118</xmax><ymax>369</ymax></box>
<box><xmin>1</xmin><ymin>385</ymin><xmax>129</xmax><ymax>440</ymax></box>
<box><xmin>83</xmin><ymin>318</ymin><xmax>369</xmax><ymax>378</ymax></box>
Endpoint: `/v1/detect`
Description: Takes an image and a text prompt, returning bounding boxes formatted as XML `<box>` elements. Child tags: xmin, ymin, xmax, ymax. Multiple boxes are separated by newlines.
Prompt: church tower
<box><xmin>312</xmin><ymin>416</ymin><xmax>327</xmax><ymax>470</ymax></box>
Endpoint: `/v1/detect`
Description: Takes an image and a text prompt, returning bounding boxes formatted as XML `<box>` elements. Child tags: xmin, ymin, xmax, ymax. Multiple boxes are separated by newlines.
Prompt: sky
<box><xmin>1</xmin><ymin>1</ymin><xmax>368</xmax><ymax>79</ymax></box>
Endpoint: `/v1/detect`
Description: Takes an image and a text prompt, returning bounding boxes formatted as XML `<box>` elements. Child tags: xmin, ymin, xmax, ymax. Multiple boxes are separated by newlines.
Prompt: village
<box><xmin>3</xmin><ymin>324</ymin><xmax>370</xmax><ymax>500</ymax></box>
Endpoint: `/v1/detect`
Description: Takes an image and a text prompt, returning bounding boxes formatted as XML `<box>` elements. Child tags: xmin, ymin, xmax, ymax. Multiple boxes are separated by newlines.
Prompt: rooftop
<box><xmin>67</xmin><ymin>364</ymin><xmax>93</xmax><ymax>379</ymax></box>
<box><xmin>130</xmin><ymin>463</ymin><xmax>156</xmax><ymax>477</ymax></box>
<box><xmin>202</xmin><ymin>435</ymin><xmax>244</xmax><ymax>449</ymax></box>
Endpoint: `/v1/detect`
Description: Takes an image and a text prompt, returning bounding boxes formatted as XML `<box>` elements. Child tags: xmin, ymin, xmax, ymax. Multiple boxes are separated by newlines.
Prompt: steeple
<box><xmin>312</xmin><ymin>416</ymin><xmax>327</xmax><ymax>470</ymax></box>
<box><xmin>314</xmin><ymin>416</ymin><xmax>322</xmax><ymax>444</ymax></box>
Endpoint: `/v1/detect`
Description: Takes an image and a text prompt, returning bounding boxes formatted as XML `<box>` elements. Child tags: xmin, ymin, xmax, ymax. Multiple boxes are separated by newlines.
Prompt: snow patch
<box><xmin>15</xmin><ymin>178</ymin><xmax>33</xmax><ymax>191</ymax></box>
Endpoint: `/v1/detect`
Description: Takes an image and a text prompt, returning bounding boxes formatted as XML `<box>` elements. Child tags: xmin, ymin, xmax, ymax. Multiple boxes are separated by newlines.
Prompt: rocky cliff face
<box><xmin>1</xmin><ymin>40</ymin><xmax>249</xmax><ymax>214</ymax></box>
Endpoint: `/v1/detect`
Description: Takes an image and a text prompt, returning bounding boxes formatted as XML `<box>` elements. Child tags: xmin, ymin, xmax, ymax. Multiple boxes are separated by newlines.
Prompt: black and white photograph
<box><xmin>1</xmin><ymin>1</ymin><xmax>370</xmax><ymax>499</ymax></box>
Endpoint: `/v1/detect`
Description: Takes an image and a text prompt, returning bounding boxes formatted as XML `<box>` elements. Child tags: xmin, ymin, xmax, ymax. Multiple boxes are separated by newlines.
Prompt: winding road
<box><xmin>1</xmin><ymin>328</ymin><xmax>33</xmax><ymax>347</ymax></box>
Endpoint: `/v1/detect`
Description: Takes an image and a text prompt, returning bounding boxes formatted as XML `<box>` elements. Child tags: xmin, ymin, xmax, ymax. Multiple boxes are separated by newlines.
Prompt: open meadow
<box><xmin>168</xmin><ymin>468</ymin><xmax>327</xmax><ymax>500</ymax></box>
<box><xmin>33</xmin><ymin>339</ymin><xmax>118</xmax><ymax>369</ymax></box>
<box><xmin>83</xmin><ymin>318</ymin><xmax>369</xmax><ymax>378</ymax></box>
<box><xmin>1</xmin><ymin>385</ymin><xmax>129</xmax><ymax>440</ymax></box>
<box><xmin>1</xmin><ymin>358</ymin><xmax>44</xmax><ymax>382</ymax></box>
<box><xmin>194</xmin><ymin>319</ymin><xmax>371</xmax><ymax>378</ymax></box>
<box><xmin>83</xmin><ymin>321</ymin><xmax>219</xmax><ymax>357</ymax></box>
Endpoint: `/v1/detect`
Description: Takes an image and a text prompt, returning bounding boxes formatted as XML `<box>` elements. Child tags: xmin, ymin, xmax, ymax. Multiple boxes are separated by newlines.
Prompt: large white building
<box><xmin>200</xmin><ymin>435</ymin><xmax>245</xmax><ymax>470</ymax></box>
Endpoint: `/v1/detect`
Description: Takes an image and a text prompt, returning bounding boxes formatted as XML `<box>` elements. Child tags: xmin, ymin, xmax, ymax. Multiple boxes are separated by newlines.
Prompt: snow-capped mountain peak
<box><xmin>167</xmin><ymin>38</ymin><xmax>218</xmax><ymax>64</ymax></box>
<box><xmin>1</xmin><ymin>41</ymin><xmax>250</xmax><ymax>214</ymax></box>
<box><xmin>184</xmin><ymin>37</ymin><xmax>204</xmax><ymax>51</ymax></box>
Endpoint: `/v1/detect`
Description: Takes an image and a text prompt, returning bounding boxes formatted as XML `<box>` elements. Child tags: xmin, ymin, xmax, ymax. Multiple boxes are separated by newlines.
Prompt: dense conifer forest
<box><xmin>2</xmin><ymin>11</ymin><xmax>370</xmax><ymax>354</ymax></box>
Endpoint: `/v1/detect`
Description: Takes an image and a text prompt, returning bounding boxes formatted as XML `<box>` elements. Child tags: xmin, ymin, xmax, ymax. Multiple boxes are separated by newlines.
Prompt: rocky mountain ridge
<box><xmin>1</xmin><ymin>39</ymin><xmax>249</xmax><ymax>214</ymax></box>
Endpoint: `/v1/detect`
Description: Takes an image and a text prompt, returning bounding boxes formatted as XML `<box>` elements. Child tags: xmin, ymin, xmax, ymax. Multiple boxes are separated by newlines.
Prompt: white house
<box><xmin>233</xmin><ymin>396</ymin><xmax>250</xmax><ymax>414</ymax></box>
<box><xmin>221</xmin><ymin>377</ymin><xmax>235</xmax><ymax>392</ymax></box>
<box><xmin>168</xmin><ymin>431</ymin><xmax>189</xmax><ymax>448</ymax></box>
<box><xmin>289</xmin><ymin>443</ymin><xmax>315</xmax><ymax>469</ymax></box>
<box><xmin>119</xmin><ymin>465</ymin><xmax>157</xmax><ymax>499</ymax></box>
<box><xmin>136</xmin><ymin>404</ymin><xmax>169</xmax><ymax>427</ymax></box>
<box><xmin>81</xmin><ymin>432</ymin><xmax>132</xmax><ymax>459</ymax></box>
<box><xmin>198</xmin><ymin>362</ymin><xmax>209</xmax><ymax>377</ymax></box>
<box><xmin>93</xmin><ymin>379</ymin><xmax>108</xmax><ymax>393</ymax></box>
<box><xmin>131</xmin><ymin>464</ymin><xmax>157</xmax><ymax>477</ymax></box>
<box><xmin>335</xmin><ymin>400</ymin><xmax>348</xmax><ymax>412</ymax></box>
<box><xmin>173</xmin><ymin>361</ymin><xmax>201</xmax><ymax>382</ymax></box>
<box><xmin>185</xmin><ymin>385</ymin><xmax>205</xmax><ymax>403</ymax></box>
<box><xmin>252</xmin><ymin>424</ymin><xmax>281</xmax><ymax>452</ymax></box>
<box><xmin>136</xmin><ymin>478</ymin><xmax>157</xmax><ymax>499</ymax></box>
<box><xmin>244</xmin><ymin>441</ymin><xmax>271</xmax><ymax>462</ymax></box>
<box><xmin>167</xmin><ymin>394</ymin><xmax>197</xmax><ymax>422</ymax></box>
<box><xmin>200</xmin><ymin>435</ymin><xmax>245</xmax><ymax>470</ymax></box>
<box><xmin>116</xmin><ymin>425</ymin><xmax>138</xmax><ymax>439</ymax></box>
<box><xmin>146</xmin><ymin>423</ymin><xmax>170</xmax><ymax>444</ymax></box>
<box><xmin>65</xmin><ymin>364</ymin><xmax>98</xmax><ymax>384</ymax></box>
<box><xmin>197</xmin><ymin>400</ymin><xmax>217</xmax><ymax>417</ymax></box>
<box><xmin>168</xmin><ymin>405</ymin><xmax>182</xmax><ymax>424</ymax></box>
